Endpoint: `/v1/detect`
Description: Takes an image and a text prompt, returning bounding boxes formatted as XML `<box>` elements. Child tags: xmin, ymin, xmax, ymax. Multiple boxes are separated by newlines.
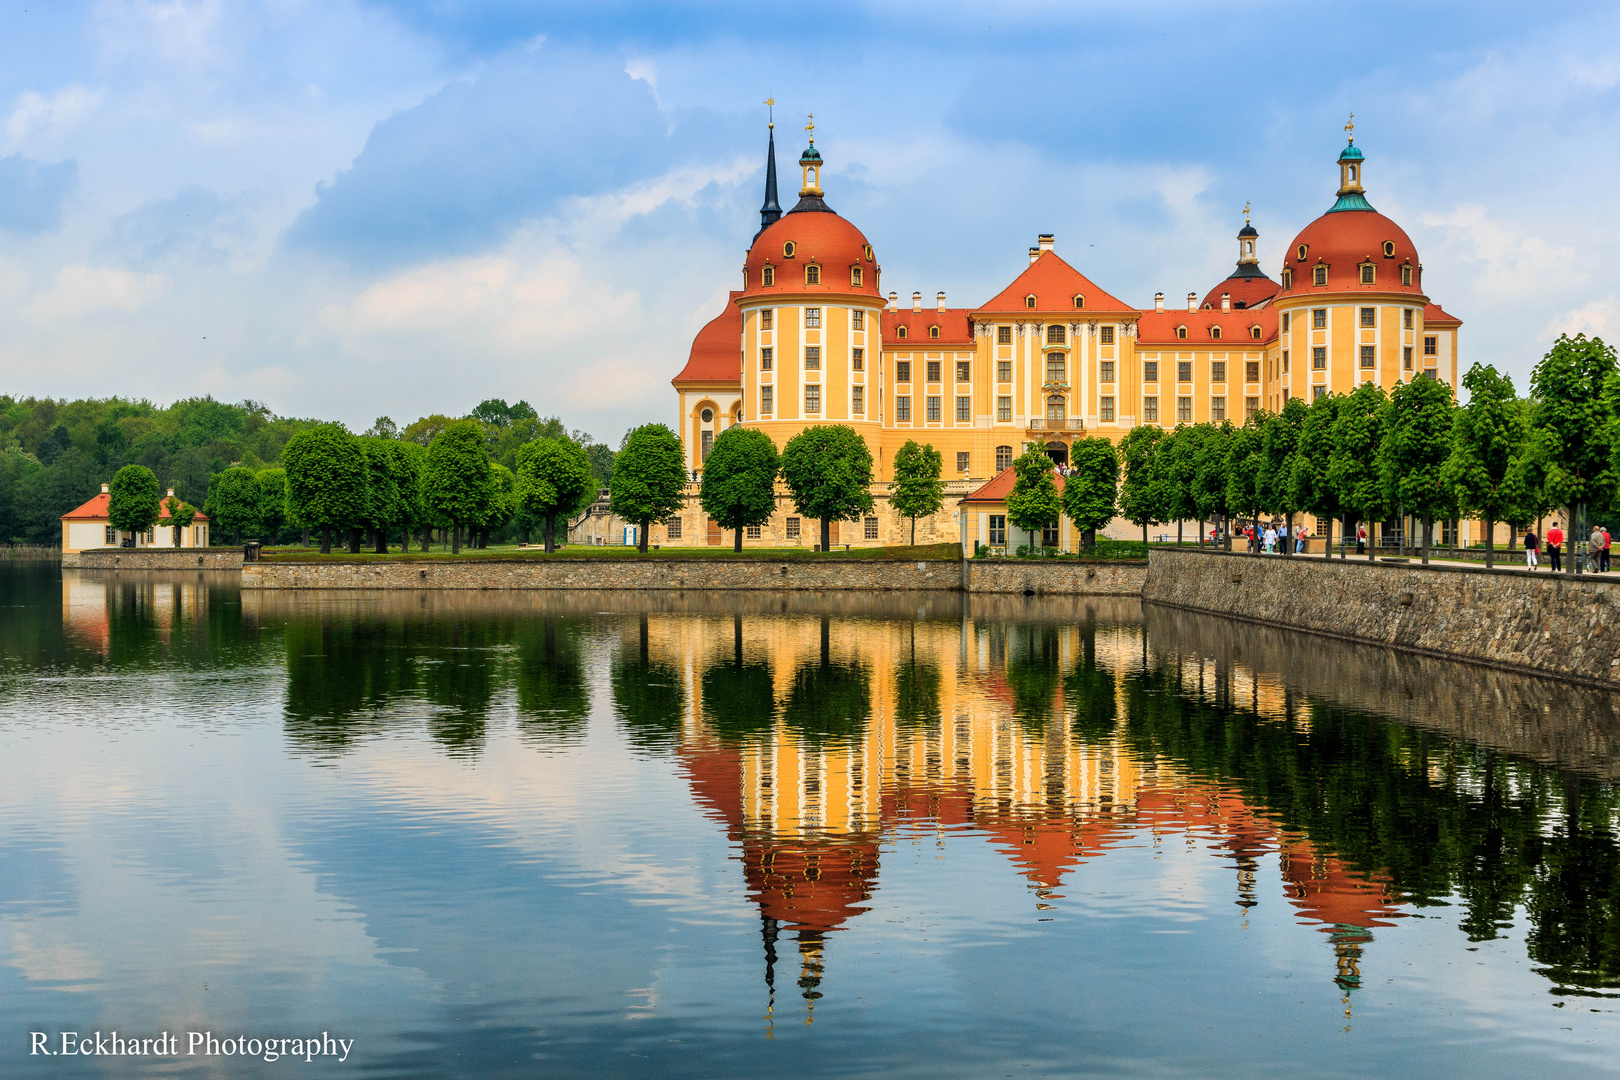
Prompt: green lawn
<box><xmin>257</xmin><ymin>542</ymin><xmax>965</xmax><ymax>563</ymax></box>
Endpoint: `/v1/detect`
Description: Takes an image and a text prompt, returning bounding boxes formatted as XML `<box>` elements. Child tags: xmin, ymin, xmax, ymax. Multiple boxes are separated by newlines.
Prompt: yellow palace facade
<box><xmin>666</xmin><ymin>121</ymin><xmax>1461</xmax><ymax>549</ymax></box>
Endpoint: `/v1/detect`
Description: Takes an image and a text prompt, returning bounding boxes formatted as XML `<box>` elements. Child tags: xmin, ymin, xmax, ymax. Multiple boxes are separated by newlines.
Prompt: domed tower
<box><xmin>1271</xmin><ymin>123</ymin><xmax>1442</xmax><ymax>404</ymax></box>
<box><xmin>737</xmin><ymin>117</ymin><xmax>884</xmax><ymax>460</ymax></box>
<box><xmin>1200</xmin><ymin>203</ymin><xmax>1280</xmax><ymax>311</ymax></box>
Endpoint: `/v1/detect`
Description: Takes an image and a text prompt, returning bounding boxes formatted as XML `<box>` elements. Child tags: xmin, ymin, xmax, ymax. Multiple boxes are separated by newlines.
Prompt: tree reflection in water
<box><xmin>779</xmin><ymin>617</ymin><xmax>871</xmax><ymax>745</ymax></box>
<box><xmin>611</xmin><ymin>614</ymin><xmax>685</xmax><ymax>756</ymax></box>
<box><xmin>699</xmin><ymin>615</ymin><xmax>776</xmax><ymax>743</ymax></box>
<box><xmin>514</xmin><ymin>617</ymin><xmax>590</xmax><ymax>750</ymax></box>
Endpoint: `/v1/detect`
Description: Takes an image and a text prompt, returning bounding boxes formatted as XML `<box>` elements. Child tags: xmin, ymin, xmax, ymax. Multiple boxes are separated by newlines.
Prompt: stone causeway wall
<box><xmin>1144</xmin><ymin>547</ymin><xmax>1620</xmax><ymax>687</ymax></box>
<box><xmin>73</xmin><ymin>549</ymin><xmax>245</xmax><ymax>570</ymax></box>
<box><xmin>242</xmin><ymin>556</ymin><xmax>1147</xmax><ymax>596</ymax></box>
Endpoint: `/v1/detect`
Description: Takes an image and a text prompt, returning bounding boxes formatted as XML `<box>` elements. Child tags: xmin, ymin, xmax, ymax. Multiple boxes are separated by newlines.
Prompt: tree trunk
<box><xmin>1572</xmin><ymin>504</ymin><xmax>1581</xmax><ymax>576</ymax></box>
<box><xmin>320</xmin><ymin>528</ymin><xmax>331</xmax><ymax>555</ymax></box>
<box><xmin>640</xmin><ymin>518</ymin><xmax>651</xmax><ymax>554</ymax></box>
<box><xmin>1082</xmin><ymin>526</ymin><xmax>1096</xmax><ymax>552</ymax></box>
<box><xmin>1484</xmin><ymin>517</ymin><xmax>1494</xmax><ymax>569</ymax></box>
<box><xmin>452</xmin><ymin>520</ymin><xmax>461</xmax><ymax>555</ymax></box>
<box><xmin>543</xmin><ymin>513</ymin><xmax>556</xmax><ymax>554</ymax></box>
<box><xmin>911</xmin><ymin>516</ymin><xmax>917</xmax><ymax>545</ymax></box>
<box><xmin>1178</xmin><ymin>521</ymin><xmax>1185</xmax><ymax>546</ymax></box>
<box><xmin>1285</xmin><ymin>512</ymin><xmax>1294</xmax><ymax>557</ymax></box>
<box><xmin>1322</xmin><ymin>514</ymin><xmax>1332</xmax><ymax>559</ymax></box>
<box><xmin>1422</xmin><ymin>513</ymin><xmax>1431</xmax><ymax>565</ymax></box>
<box><xmin>820</xmin><ymin>518</ymin><xmax>831</xmax><ymax>552</ymax></box>
<box><xmin>1141</xmin><ymin>522</ymin><xmax>1148</xmax><ymax>547</ymax></box>
<box><xmin>302</xmin><ymin>526</ymin><xmax>311</xmax><ymax>548</ymax></box>
<box><xmin>375</xmin><ymin>528</ymin><xmax>387</xmax><ymax>554</ymax></box>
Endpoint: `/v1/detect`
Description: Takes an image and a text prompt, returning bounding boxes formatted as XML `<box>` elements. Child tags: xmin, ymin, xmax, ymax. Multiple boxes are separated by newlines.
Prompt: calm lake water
<box><xmin>2</xmin><ymin>562</ymin><xmax>1618</xmax><ymax>1078</ymax></box>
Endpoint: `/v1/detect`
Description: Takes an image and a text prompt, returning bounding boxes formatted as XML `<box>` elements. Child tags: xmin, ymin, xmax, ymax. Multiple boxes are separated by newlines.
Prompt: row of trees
<box><xmin>1110</xmin><ymin>335</ymin><xmax>1619</xmax><ymax>568</ymax></box>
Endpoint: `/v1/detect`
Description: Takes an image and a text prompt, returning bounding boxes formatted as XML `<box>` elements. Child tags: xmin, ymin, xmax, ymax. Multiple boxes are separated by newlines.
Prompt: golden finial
<box><xmin>805</xmin><ymin>112</ymin><xmax>815</xmax><ymax>144</ymax></box>
<box><xmin>1345</xmin><ymin>112</ymin><xmax>1355</xmax><ymax>144</ymax></box>
<box><xmin>765</xmin><ymin>97</ymin><xmax>774</xmax><ymax>129</ymax></box>
<box><xmin>1243</xmin><ymin>200</ymin><xmax>1251</xmax><ymax>225</ymax></box>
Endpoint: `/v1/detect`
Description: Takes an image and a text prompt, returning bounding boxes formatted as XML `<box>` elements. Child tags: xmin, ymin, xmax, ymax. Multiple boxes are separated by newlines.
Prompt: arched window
<box><xmin>897</xmin><ymin>325</ymin><xmax>907</xmax><ymax>339</ymax></box>
<box><xmin>1281</xmin><ymin>268</ymin><xmax>1293</xmax><ymax>289</ymax></box>
<box><xmin>806</xmin><ymin>264</ymin><xmax>821</xmax><ymax>285</ymax></box>
<box><xmin>1176</xmin><ymin>326</ymin><xmax>1188</xmax><ymax>340</ymax></box>
<box><xmin>850</xmin><ymin>266</ymin><xmax>863</xmax><ymax>287</ymax></box>
<box><xmin>1348</xmin><ymin>165</ymin><xmax>1358</xmax><ymax>183</ymax></box>
<box><xmin>762</xmin><ymin>265</ymin><xmax>775</xmax><ymax>287</ymax></box>
<box><xmin>1244</xmin><ymin>241</ymin><xmax>1254</xmax><ymax>257</ymax></box>
<box><xmin>1073</xmin><ymin>295</ymin><xmax>1085</xmax><ymax>309</ymax></box>
<box><xmin>1047</xmin><ymin>324</ymin><xmax>1066</xmax><ymax>344</ymax></box>
<box><xmin>1025</xmin><ymin>294</ymin><xmax>1037</xmax><ymax>309</ymax></box>
<box><xmin>1210</xmin><ymin>326</ymin><xmax>1222</xmax><ymax>340</ymax></box>
<box><xmin>1313</xmin><ymin>265</ymin><xmax>1328</xmax><ymax>287</ymax></box>
<box><xmin>1250</xmin><ymin>326</ymin><xmax>1262</xmax><ymax>340</ymax></box>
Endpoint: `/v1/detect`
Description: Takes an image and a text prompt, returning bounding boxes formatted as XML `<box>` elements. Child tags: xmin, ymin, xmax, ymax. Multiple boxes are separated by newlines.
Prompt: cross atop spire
<box><xmin>1243</xmin><ymin>200</ymin><xmax>1251</xmax><ymax>225</ymax></box>
<box><xmin>765</xmin><ymin>97</ymin><xmax>774</xmax><ymax>129</ymax></box>
<box><xmin>754</xmin><ymin>111</ymin><xmax>783</xmax><ymax>243</ymax></box>
<box><xmin>805</xmin><ymin>112</ymin><xmax>815</xmax><ymax>144</ymax></box>
<box><xmin>1345</xmin><ymin>112</ymin><xmax>1355</xmax><ymax>145</ymax></box>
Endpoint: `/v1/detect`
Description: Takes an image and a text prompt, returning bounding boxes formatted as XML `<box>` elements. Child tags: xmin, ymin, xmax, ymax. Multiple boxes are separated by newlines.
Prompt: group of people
<box><xmin>1218</xmin><ymin>521</ymin><xmax>1312</xmax><ymax>555</ymax></box>
<box><xmin>1523</xmin><ymin>522</ymin><xmax>1613</xmax><ymax>572</ymax></box>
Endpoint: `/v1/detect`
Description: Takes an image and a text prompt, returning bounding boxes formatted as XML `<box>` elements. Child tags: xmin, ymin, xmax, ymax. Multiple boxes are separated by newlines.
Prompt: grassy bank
<box><xmin>258</xmin><ymin>542</ymin><xmax>965</xmax><ymax>564</ymax></box>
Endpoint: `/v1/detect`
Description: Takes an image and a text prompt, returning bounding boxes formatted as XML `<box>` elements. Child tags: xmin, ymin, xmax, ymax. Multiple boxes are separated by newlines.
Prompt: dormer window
<box><xmin>1281</xmin><ymin>268</ymin><xmax>1293</xmax><ymax>289</ymax></box>
<box><xmin>1025</xmin><ymin>294</ymin><xmax>1037</xmax><ymax>309</ymax></box>
<box><xmin>929</xmin><ymin>325</ymin><xmax>940</xmax><ymax>339</ymax></box>
<box><xmin>1210</xmin><ymin>326</ymin><xmax>1222</xmax><ymax>340</ymax></box>
<box><xmin>762</xmin><ymin>265</ymin><xmax>775</xmax><ymax>287</ymax></box>
<box><xmin>1297</xmin><ymin>244</ymin><xmax>1309</xmax><ymax>261</ymax></box>
<box><xmin>1360</xmin><ymin>263</ymin><xmax>1375</xmax><ymax>285</ymax></box>
<box><xmin>1401</xmin><ymin>264</ymin><xmax>1413</xmax><ymax>286</ymax></box>
<box><xmin>850</xmin><ymin>266</ymin><xmax>863</xmax><ymax>287</ymax></box>
<box><xmin>1176</xmin><ymin>325</ymin><xmax>1188</xmax><ymax>340</ymax></box>
<box><xmin>1250</xmin><ymin>326</ymin><xmax>1262</xmax><ymax>340</ymax></box>
<box><xmin>1313</xmin><ymin>265</ymin><xmax>1328</xmax><ymax>287</ymax></box>
<box><xmin>862</xmin><ymin>245</ymin><xmax>873</xmax><ymax>261</ymax></box>
<box><xmin>897</xmin><ymin>325</ymin><xmax>908</xmax><ymax>339</ymax></box>
<box><xmin>1382</xmin><ymin>241</ymin><xmax>1396</xmax><ymax>258</ymax></box>
<box><xmin>805</xmin><ymin>264</ymin><xmax>821</xmax><ymax>285</ymax></box>
<box><xmin>1073</xmin><ymin>295</ymin><xmax>1085</xmax><ymax>309</ymax></box>
<box><xmin>783</xmin><ymin>241</ymin><xmax>796</xmax><ymax>258</ymax></box>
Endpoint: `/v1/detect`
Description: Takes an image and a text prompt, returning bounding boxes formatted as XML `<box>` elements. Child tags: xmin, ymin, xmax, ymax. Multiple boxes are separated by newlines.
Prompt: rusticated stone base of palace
<box><xmin>71</xmin><ymin>549</ymin><xmax>246</xmax><ymax>570</ymax></box>
<box><xmin>1143</xmin><ymin>547</ymin><xmax>1620</xmax><ymax>688</ymax></box>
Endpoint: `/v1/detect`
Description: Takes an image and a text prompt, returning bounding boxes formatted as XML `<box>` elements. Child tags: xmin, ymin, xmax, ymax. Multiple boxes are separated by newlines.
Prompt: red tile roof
<box><xmin>1199</xmin><ymin>273</ymin><xmax>1281</xmax><ymax>311</ymax></box>
<box><xmin>1135</xmin><ymin>308</ymin><xmax>1278</xmax><ymax>347</ymax></box>
<box><xmin>60</xmin><ymin>491</ymin><xmax>209</xmax><ymax>521</ymax></box>
<box><xmin>882</xmin><ymin>307</ymin><xmax>974</xmax><ymax>346</ymax></box>
<box><xmin>960</xmin><ymin>465</ymin><xmax>1069</xmax><ymax>506</ymax></box>
<box><xmin>973</xmin><ymin>250</ymin><xmax>1134</xmax><ymax>316</ymax></box>
<box><xmin>672</xmin><ymin>292</ymin><xmax>743</xmax><ymax>386</ymax></box>
<box><xmin>1423</xmin><ymin>303</ymin><xmax>1462</xmax><ymax>327</ymax></box>
<box><xmin>741</xmin><ymin>211</ymin><xmax>881</xmax><ymax>303</ymax></box>
<box><xmin>1276</xmin><ymin>209</ymin><xmax>1425</xmax><ymax>300</ymax></box>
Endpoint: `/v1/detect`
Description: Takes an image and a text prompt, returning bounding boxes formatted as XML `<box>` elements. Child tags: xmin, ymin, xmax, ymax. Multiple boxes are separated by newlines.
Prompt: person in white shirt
<box><xmin>1263</xmin><ymin>524</ymin><xmax>1278</xmax><ymax>553</ymax></box>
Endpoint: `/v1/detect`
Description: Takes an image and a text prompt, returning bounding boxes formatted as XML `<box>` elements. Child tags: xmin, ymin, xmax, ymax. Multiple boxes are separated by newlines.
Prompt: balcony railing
<box><xmin>1027</xmin><ymin>418</ymin><xmax>1085</xmax><ymax>435</ymax></box>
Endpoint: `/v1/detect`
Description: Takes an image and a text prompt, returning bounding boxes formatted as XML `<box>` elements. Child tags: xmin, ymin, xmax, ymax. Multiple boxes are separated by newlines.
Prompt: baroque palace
<box><xmin>663</xmin><ymin>117</ymin><xmax>1461</xmax><ymax>549</ymax></box>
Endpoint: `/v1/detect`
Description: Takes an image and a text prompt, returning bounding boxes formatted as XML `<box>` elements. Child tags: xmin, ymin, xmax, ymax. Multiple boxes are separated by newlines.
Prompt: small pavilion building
<box><xmin>60</xmin><ymin>485</ymin><xmax>210</xmax><ymax>554</ymax></box>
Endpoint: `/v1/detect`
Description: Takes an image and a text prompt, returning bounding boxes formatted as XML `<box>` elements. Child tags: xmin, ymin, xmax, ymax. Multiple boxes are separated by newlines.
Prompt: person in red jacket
<box><xmin>1604</xmin><ymin>527</ymin><xmax>1612</xmax><ymax>573</ymax></box>
<box><xmin>1546</xmin><ymin>521</ymin><xmax>1564</xmax><ymax>572</ymax></box>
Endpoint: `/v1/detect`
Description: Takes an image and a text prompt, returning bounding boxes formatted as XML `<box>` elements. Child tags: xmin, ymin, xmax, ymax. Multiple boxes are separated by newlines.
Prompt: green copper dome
<box><xmin>1339</xmin><ymin>143</ymin><xmax>1364</xmax><ymax>162</ymax></box>
<box><xmin>1327</xmin><ymin>192</ymin><xmax>1376</xmax><ymax>213</ymax></box>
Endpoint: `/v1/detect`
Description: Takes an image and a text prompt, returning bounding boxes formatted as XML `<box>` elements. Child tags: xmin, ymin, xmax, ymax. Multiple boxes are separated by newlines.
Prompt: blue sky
<box><xmin>1</xmin><ymin>1</ymin><xmax>1617</xmax><ymax>441</ymax></box>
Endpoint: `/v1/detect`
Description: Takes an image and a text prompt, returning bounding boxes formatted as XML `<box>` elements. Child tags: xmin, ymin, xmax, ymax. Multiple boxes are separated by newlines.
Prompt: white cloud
<box><xmin>27</xmin><ymin>264</ymin><xmax>168</xmax><ymax>319</ymax></box>
<box><xmin>1418</xmin><ymin>204</ymin><xmax>1574</xmax><ymax>299</ymax></box>
<box><xmin>1545</xmin><ymin>296</ymin><xmax>1620</xmax><ymax>340</ymax></box>
<box><xmin>5</xmin><ymin>84</ymin><xmax>103</xmax><ymax>148</ymax></box>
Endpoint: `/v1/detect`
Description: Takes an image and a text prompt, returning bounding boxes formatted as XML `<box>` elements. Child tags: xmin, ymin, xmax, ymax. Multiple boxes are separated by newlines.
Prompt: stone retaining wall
<box><xmin>1144</xmin><ymin>547</ymin><xmax>1620</xmax><ymax>687</ymax></box>
<box><xmin>73</xmin><ymin>548</ymin><xmax>245</xmax><ymax>570</ymax></box>
<box><xmin>241</xmin><ymin>556</ymin><xmax>1146</xmax><ymax>596</ymax></box>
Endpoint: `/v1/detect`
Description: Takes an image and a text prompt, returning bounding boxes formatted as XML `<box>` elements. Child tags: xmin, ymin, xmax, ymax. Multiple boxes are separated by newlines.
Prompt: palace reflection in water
<box><xmin>13</xmin><ymin>566</ymin><xmax>1616</xmax><ymax>1075</ymax></box>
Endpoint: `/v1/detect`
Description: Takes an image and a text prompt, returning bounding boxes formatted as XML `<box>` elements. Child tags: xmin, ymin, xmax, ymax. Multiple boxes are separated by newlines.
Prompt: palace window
<box><xmin>1401</xmin><ymin>265</ymin><xmax>1414</xmax><ymax>286</ymax></box>
<box><xmin>1144</xmin><ymin>360</ymin><xmax>1158</xmax><ymax>382</ymax></box>
<box><xmin>1143</xmin><ymin>396</ymin><xmax>1159</xmax><ymax>423</ymax></box>
<box><xmin>1313</xmin><ymin>308</ymin><xmax>1327</xmax><ymax>329</ymax></box>
<box><xmin>702</xmin><ymin>431</ymin><xmax>713</xmax><ymax>459</ymax></box>
<box><xmin>1046</xmin><ymin>353</ymin><xmax>1066</xmax><ymax>382</ymax></box>
<box><xmin>1074</xmin><ymin>295</ymin><xmax>1086</xmax><ymax>309</ymax></box>
<box><xmin>852</xmin><ymin>385</ymin><xmax>864</xmax><ymax>413</ymax></box>
<box><xmin>1211</xmin><ymin>396</ymin><xmax>1226</xmax><ymax>423</ymax></box>
<box><xmin>1383</xmin><ymin>241</ymin><xmax>1396</xmax><ymax>258</ymax></box>
<box><xmin>1282</xmin><ymin>268</ymin><xmax>1293</xmax><ymax>289</ymax></box>
<box><xmin>805</xmin><ymin>385</ymin><xmax>821</xmax><ymax>412</ymax></box>
<box><xmin>897</xmin><ymin>325</ymin><xmax>907</xmax><ymax>339</ymax></box>
<box><xmin>1211</xmin><ymin>361</ymin><xmax>1226</xmax><ymax>383</ymax></box>
<box><xmin>1424</xmin><ymin>336</ymin><xmax>1437</xmax><ymax>356</ymax></box>
<box><xmin>1048</xmin><ymin>324</ymin><xmax>1066</xmax><ymax>344</ymax></box>
<box><xmin>1043</xmin><ymin>523</ymin><xmax>1060</xmax><ymax>547</ymax></box>
<box><xmin>1403</xmin><ymin>346</ymin><xmax>1413</xmax><ymax>370</ymax></box>
<box><xmin>1177</xmin><ymin>360</ymin><xmax>1192</xmax><ymax>382</ymax></box>
<box><xmin>897</xmin><ymin>395</ymin><xmax>911</xmax><ymax>421</ymax></box>
<box><xmin>852</xmin><ymin>309</ymin><xmax>864</xmax><ymax>330</ymax></box>
<box><xmin>747</xmin><ymin>524</ymin><xmax>762</xmax><ymax>540</ymax></box>
<box><xmin>997</xmin><ymin>359</ymin><xmax>1012</xmax><ymax>382</ymax></box>
<box><xmin>761</xmin><ymin>386</ymin><xmax>773</xmax><ymax>413</ymax></box>
<box><xmin>1313</xmin><ymin>265</ymin><xmax>1328</xmax><ymax>286</ymax></box>
<box><xmin>105</xmin><ymin>525</ymin><xmax>118</xmax><ymax>545</ymax></box>
<box><xmin>998</xmin><ymin>325</ymin><xmax>1012</xmax><ymax>345</ymax></box>
<box><xmin>850</xmin><ymin>266</ymin><xmax>862</xmax><ymax>287</ymax></box>
<box><xmin>896</xmin><ymin>361</ymin><xmax>911</xmax><ymax>382</ymax></box>
<box><xmin>1246</xmin><ymin>397</ymin><xmax>1260</xmax><ymax>420</ymax></box>
<box><xmin>1176</xmin><ymin>326</ymin><xmax>1188</xmax><ymax>340</ymax></box>
<box><xmin>1360</xmin><ymin>346</ymin><xmax>1375</xmax><ymax>368</ymax></box>
<box><xmin>1047</xmin><ymin>397</ymin><xmax>1066</xmax><ymax>424</ymax></box>
<box><xmin>864</xmin><ymin>516</ymin><xmax>879</xmax><ymax>540</ymax></box>
<box><xmin>995</xmin><ymin>445</ymin><xmax>1013</xmax><ymax>471</ymax></box>
<box><xmin>1282</xmin><ymin>312</ymin><xmax>1291</xmax><ymax>333</ymax></box>
<box><xmin>956</xmin><ymin>395</ymin><xmax>971</xmax><ymax>422</ymax></box>
<box><xmin>761</xmin><ymin>347</ymin><xmax>772</xmax><ymax>370</ymax></box>
<box><xmin>1282</xmin><ymin>350</ymin><xmax>1290</xmax><ymax>373</ymax></box>
<box><xmin>1100</xmin><ymin>361</ymin><xmax>1115</xmax><ymax>383</ymax></box>
<box><xmin>667</xmin><ymin>518</ymin><xmax>682</xmax><ymax>539</ymax></box>
<box><xmin>852</xmin><ymin>347</ymin><xmax>864</xmax><ymax>371</ymax></box>
<box><xmin>806</xmin><ymin>265</ymin><xmax>821</xmax><ymax>285</ymax></box>
<box><xmin>805</xmin><ymin>307</ymin><xmax>821</xmax><ymax>328</ymax></box>
<box><xmin>927</xmin><ymin>360</ymin><xmax>941</xmax><ymax>382</ymax></box>
<box><xmin>1403</xmin><ymin>308</ymin><xmax>1413</xmax><ymax>329</ymax></box>
<box><xmin>1297</xmin><ymin>244</ymin><xmax>1309</xmax><ymax>261</ymax></box>
<box><xmin>784</xmin><ymin>241</ymin><xmax>796</xmax><ymax>258</ymax></box>
<box><xmin>997</xmin><ymin>396</ymin><xmax>1012</xmax><ymax>422</ymax></box>
<box><xmin>1101</xmin><ymin>326</ymin><xmax>1115</xmax><ymax>345</ymax></box>
<box><xmin>701</xmin><ymin>407</ymin><xmax>714</xmax><ymax>423</ymax></box>
<box><xmin>786</xmin><ymin>517</ymin><xmax>800</xmax><ymax>539</ymax></box>
<box><xmin>926</xmin><ymin>396</ymin><xmax>941</xmax><ymax>422</ymax></box>
<box><xmin>1250</xmin><ymin>325</ymin><xmax>1262</xmax><ymax>340</ymax></box>
<box><xmin>1246</xmin><ymin>360</ymin><xmax>1260</xmax><ymax>383</ymax></box>
<box><xmin>1100</xmin><ymin>396</ymin><xmax>1115</xmax><ymax>422</ymax></box>
<box><xmin>989</xmin><ymin>515</ymin><xmax>1007</xmax><ymax>546</ymax></box>
<box><xmin>1177</xmin><ymin>397</ymin><xmax>1192</xmax><ymax>423</ymax></box>
<box><xmin>957</xmin><ymin>452</ymin><xmax>970</xmax><ymax>472</ymax></box>
<box><xmin>929</xmin><ymin>325</ymin><xmax>940</xmax><ymax>339</ymax></box>
<box><xmin>1025</xmin><ymin>295</ymin><xmax>1037</xmax><ymax>309</ymax></box>
<box><xmin>862</xmin><ymin>245</ymin><xmax>873</xmax><ymax>260</ymax></box>
<box><xmin>762</xmin><ymin>266</ymin><xmax>775</xmax><ymax>287</ymax></box>
<box><xmin>1313</xmin><ymin>385</ymin><xmax>1327</xmax><ymax>400</ymax></box>
<box><xmin>1360</xmin><ymin>263</ymin><xmax>1375</xmax><ymax>285</ymax></box>
<box><xmin>956</xmin><ymin>360</ymin><xmax>970</xmax><ymax>381</ymax></box>
<box><xmin>805</xmin><ymin>346</ymin><xmax>821</xmax><ymax>370</ymax></box>
<box><xmin>1313</xmin><ymin>346</ymin><xmax>1326</xmax><ymax>369</ymax></box>
<box><xmin>1211</xmin><ymin>326</ymin><xmax>1222</xmax><ymax>340</ymax></box>
<box><xmin>1360</xmin><ymin>307</ymin><xmax>1375</xmax><ymax>327</ymax></box>
<box><xmin>761</xmin><ymin>309</ymin><xmax>773</xmax><ymax>329</ymax></box>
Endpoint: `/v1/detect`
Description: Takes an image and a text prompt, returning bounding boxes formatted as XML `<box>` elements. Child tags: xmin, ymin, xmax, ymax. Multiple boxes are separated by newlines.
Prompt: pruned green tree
<box><xmin>1289</xmin><ymin>392</ymin><xmax>1344</xmax><ymax>558</ymax></box>
<box><xmin>1224</xmin><ymin>419</ymin><xmax>1267</xmax><ymax>552</ymax></box>
<box><xmin>108</xmin><ymin>464</ymin><xmax>162</xmax><ymax>543</ymax></box>
<box><xmin>516</xmin><ymin>437</ymin><xmax>594</xmax><ymax>553</ymax></box>
<box><xmin>204</xmin><ymin>465</ymin><xmax>262</xmax><ymax>544</ymax></box>
<box><xmin>478</xmin><ymin>461</ymin><xmax>517</xmax><ymax>547</ymax></box>
<box><xmin>1527</xmin><ymin>334</ymin><xmax>1618</xmax><ymax>575</ymax></box>
<box><xmin>700</xmin><ymin>426</ymin><xmax>779</xmax><ymax>553</ymax></box>
<box><xmin>1260</xmin><ymin>397</ymin><xmax>1307</xmax><ymax>554</ymax></box>
<box><xmin>1193</xmin><ymin>422</ymin><xmax>1233</xmax><ymax>548</ymax></box>
<box><xmin>164</xmin><ymin>494</ymin><xmax>195</xmax><ymax>547</ymax></box>
<box><xmin>779</xmin><ymin>425</ymin><xmax>875</xmax><ymax>551</ymax></box>
<box><xmin>1117</xmin><ymin>425</ymin><xmax>1164</xmax><ymax>546</ymax></box>
<box><xmin>256</xmin><ymin>468</ymin><xmax>287</xmax><ymax>543</ymax></box>
<box><xmin>359</xmin><ymin>437</ymin><xmax>405</xmax><ymax>553</ymax></box>
<box><xmin>283</xmin><ymin>423</ymin><xmax>368</xmax><ymax>554</ymax></box>
<box><xmin>1005</xmin><ymin>443</ymin><xmax>1061</xmax><ymax>551</ymax></box>
<box><xmin>1063</xmin><ymin>436</ymin><xmax>1119</xmax><ymax>551</ymax></box>
<box><xmin>1379</xmin><ymin>376</ymin><xmax>1457</xmax><ymax>564</ymax></box>
<box><xmin>890</xmin><ymin>440</ymin><xmax>944</xmax><ymax>545</ymax></box>
<box><xmin>1162</xmin><ymin>426</ymin><xmax>1202</xmax><ymax>544</ymax></box>
<box><xmin>425</xmin><ymin>420</ymin><xmax>492</xmax><ymax>555</ymax></box>
<box><xmin>610</xmin><ymin>423</ymin><xmax>687</xmax><ymax>553</ymax></box>
<box><xmin>393</xmin><ymin>441</ymin><xmax>428</xmax><ymax>550</ymax></box>
<box><xmin>1329</xmin><ymin>380</ymin><xmax>1389</xmax><ymax>560</ymax></box>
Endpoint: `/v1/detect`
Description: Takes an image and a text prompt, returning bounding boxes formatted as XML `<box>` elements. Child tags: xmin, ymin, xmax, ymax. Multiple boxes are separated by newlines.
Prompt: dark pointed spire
<box><xmin>755</xmin><ymin>102</ymin><xmax>782</xmax><ymax>244</ymax></box>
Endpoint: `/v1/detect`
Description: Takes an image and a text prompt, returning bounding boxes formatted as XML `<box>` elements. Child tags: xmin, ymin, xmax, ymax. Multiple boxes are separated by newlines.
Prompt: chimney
<box><xmin>100</xmin><ymin>483</ymin><xmax>109</xmax><ymax>494</ymax></box>
<box><xmin>1220</xmin><ymin>293</ymin><xmax>1231</xmax><ymax>313</ymax></box>
<box><xmin>887</xmin><ymin>291</ymin><xmax>897</xmax><ymax>311</ymax></box>
<box><xmin>912</xmin><ymin>291</ymin><xmax>922</xmax><ymax>313</ymax></box>
<box><xmin>936</xmin><ymin>291</ymin><xmax>947</xmax><ymax>312</ymax></box>
<box><xmin>1187</xmin><ymin>292</ymin><xmax>1197</xmax><ymax>313</ymax></box>
<box><xmin>1028</xmin><ymin>247</ymin><xmax>1040</xmax><ymax>266</ymax></box>
<box><xmin>1037</xmin><ymin>233</ymin><xmax>1055</xmax><ymax>252</ymax></box>
<box><xmin>1154</xmin><ymin>292</ymin><xmax>1164</xmax><ymax>313</ymax></box>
